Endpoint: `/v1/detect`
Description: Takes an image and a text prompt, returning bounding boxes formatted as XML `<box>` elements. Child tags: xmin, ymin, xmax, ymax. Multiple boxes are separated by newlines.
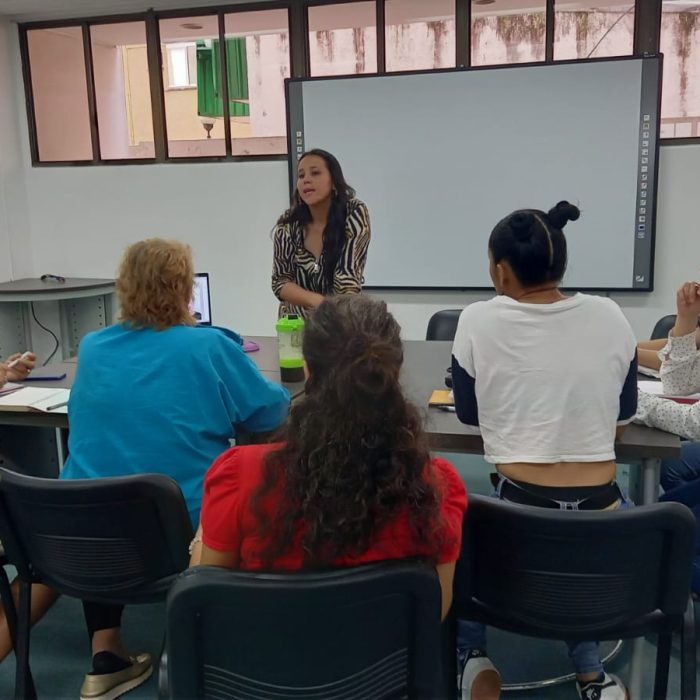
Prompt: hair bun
<box><xmin>547</xmin><ymin>201</ymin><xmax>580</xmax><ymax>230</ymax></box>
<box><xmin>509</xmin><ymin>212</ymin><xmax>535</xmax><ymax>242</ymax></box>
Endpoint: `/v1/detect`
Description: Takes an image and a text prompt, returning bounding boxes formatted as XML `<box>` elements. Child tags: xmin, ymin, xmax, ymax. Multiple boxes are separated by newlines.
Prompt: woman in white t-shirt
<box><xmin>452</xmin><ymin>201</ymin><xmax>637</xmax><ymax>700</ymax></box>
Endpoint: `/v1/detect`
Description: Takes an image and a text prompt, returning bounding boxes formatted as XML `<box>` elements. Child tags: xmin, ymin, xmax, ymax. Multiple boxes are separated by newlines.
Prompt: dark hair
<box><xmin>252</xmin><ymin>295</ymin><xmax>444</xmax><ymax>568</ymax></box>
<box><xmin>278</xmin><ymin>149</ymin><xmax>356</xmax><ymax>293</ymax></box>
<box><xmin>488</xmin><ymin>201</ymin><xmax>580</xmax><ymax>287</ymax></box>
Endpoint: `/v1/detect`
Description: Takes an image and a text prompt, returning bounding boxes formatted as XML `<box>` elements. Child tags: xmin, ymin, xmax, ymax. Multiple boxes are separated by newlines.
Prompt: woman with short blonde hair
<box><xmin>117</xmin><ymin>238</ymin><xmax>195</xmax><ymax>329</ymax></box>
<box><xmin>62</xmin><ymin>237</ymin><xmax>290</xmax><ymax>700</ymax></box>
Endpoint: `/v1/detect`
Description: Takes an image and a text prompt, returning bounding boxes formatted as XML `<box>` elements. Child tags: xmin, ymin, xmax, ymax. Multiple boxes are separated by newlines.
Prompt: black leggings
<box><xmin>82</xmin><ymin>601</ymin><xmax>124</xmax><ymax>640</ymax></box>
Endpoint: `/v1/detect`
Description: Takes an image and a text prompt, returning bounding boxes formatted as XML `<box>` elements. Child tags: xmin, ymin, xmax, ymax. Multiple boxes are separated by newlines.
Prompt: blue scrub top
<box><xmin>62</xmin><ymin>323</ymin><xmax>290</xmax><ymax>526</ymax></box>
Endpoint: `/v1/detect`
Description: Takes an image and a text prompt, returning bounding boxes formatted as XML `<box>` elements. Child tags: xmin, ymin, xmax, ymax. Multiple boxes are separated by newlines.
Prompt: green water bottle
<box><xmin>276</xmin><ymin>314</ymin><xmax>305</xmax><ymax>383</ymax></box>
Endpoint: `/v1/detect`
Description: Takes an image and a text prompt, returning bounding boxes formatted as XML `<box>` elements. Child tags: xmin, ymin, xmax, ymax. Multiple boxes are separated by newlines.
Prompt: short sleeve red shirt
<box><xmin>201</xmin><ymin>443</ymin><xmax>467</xmax><ymax>570</ymax></box>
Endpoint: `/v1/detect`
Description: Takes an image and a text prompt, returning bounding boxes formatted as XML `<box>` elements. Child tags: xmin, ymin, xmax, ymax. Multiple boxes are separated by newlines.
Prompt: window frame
<box><xmin>17</xmin><ymin>0</ymin><xmax>697</xmax><ymax>167</ymax></box>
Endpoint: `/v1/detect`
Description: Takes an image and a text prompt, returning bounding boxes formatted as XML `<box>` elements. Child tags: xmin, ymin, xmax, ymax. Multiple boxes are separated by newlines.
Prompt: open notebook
<box><xmin>0</xmin><ymin>387</ymin><xmax>70</xmax><ymax>413</ymax></box>
<box><xmin>638</xmin><ymin>380</ymin><xmax>700</xmax><ymax>404</ymax></box>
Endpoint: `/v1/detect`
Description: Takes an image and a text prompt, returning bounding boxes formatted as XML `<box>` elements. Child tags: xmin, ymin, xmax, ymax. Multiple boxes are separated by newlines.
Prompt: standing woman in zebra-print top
<box><xmin>272</xmin><ymin>149</ymin><xmax>371</xmax><ymax>318</ymax></box>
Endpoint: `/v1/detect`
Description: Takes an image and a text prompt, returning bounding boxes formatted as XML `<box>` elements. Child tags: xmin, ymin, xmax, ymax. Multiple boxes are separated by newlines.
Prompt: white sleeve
<box><xmin>451</xmin><ymin>306</ymin><xmax>476</xmax><ymax>376</ymax></box>
<box><xmin>634</xmin><ymin>390</ymin><xmax>700</xmax><ymax>441</ymax></box>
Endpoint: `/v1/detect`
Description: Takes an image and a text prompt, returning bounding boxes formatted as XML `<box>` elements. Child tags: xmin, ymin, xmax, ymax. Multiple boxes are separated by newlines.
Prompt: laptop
<box><xmin>191</xmin><ymin>272</ymin><xmax>212</xmax><ymax>326</ymax></box>
<box><xmin>190</xmin><ymin>272</ymin><xmax>258</xmax><ymax>352</ymax></box>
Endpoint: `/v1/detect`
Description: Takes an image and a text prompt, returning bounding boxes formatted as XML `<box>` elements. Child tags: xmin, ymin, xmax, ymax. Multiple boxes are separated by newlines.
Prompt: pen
<box><xmin>46</xmin><ymin>401</ymin><xmax>68</xmax><ymax>412</ymax></box>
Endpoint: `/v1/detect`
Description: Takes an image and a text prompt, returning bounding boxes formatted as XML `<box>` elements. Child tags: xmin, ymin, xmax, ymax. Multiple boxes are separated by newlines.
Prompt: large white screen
<box><xmin>290</xmin><ymin>58</ymin><xmax>659</xmax><ymax>290</ymax></box>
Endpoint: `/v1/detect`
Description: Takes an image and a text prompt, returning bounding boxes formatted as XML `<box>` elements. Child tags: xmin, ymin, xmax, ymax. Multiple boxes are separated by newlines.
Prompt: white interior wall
<box><xmin>2</xmin><ymin>19</ymin><xmax>700</xmax><ymax>341</ymax></box>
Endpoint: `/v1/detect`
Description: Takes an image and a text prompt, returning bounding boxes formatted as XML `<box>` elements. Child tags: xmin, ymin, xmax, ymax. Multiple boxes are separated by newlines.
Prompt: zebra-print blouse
<box><xmin>271</xmin><ymin>198</ymin><xmax>371</xmax><ymax>318</ymax></box>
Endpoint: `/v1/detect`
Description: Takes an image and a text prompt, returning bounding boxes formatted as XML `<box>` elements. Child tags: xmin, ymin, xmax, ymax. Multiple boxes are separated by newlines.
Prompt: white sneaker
<box><xmin>457</xmin><ymin>650</ymin><xmax>501</xmax><ymax>700</ymax></box>
<box><xmin>577</xmin><ymin>673</ymin><xmax>628</xmax><ymax>700</ymax></box>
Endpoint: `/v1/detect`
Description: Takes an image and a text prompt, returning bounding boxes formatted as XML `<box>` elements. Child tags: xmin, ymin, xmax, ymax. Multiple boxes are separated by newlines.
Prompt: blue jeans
<box><xmin>660</xmin><ymin>442</ymin><xmax>700</xmax><ymax>595</ymax></box>
<box><xmin>457</xmin><ymin>479</ymin><xmax>633</xmax><ymax>677</ymax></box>
<box><xmin>661</xmin><ymin>441</ymin><xmax>700</xmax><ymax>492</ymax></box>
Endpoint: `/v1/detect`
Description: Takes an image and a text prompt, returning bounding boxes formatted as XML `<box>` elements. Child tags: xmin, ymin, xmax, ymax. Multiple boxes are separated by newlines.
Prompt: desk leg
<box><xmin>628</xmin><ymin>457</ymin><xmax>661</xmax><ymax>700</ymax></box>
<box><xmin>55</xmin><ymin>428</ymin><xmax>66</xmax><ymax>471</ymax></box>
<box><xmin>641</xmin><ymin>457</ymin><xmax>661</xmax><ymax>505</ymax></box>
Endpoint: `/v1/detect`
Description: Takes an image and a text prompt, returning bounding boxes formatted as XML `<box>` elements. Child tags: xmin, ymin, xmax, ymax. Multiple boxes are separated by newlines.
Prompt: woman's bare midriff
<box><xmin>498</xmin><ymin>460</ymin><xmax>617</xmax><ymax>487</ymax></box>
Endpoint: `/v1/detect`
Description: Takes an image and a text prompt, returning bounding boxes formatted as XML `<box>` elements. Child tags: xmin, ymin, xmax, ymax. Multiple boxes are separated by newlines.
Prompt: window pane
<box><xmin>26</xmin><ymin>27</ymin><xmax>93</xmax><ymax>161</ymax></box>
<box><xmin>224</xmin><ymin>9</ymin><xmax>289</xmax><ymax>156</ymax></box>
<box><xmin>159</xmin><ymin>15</ymin><xmax>226</xmax><ymax>158</ymax></box>
<box><xmin>554</xmin><ymin>2</ymin><xmax>634</xmax><ymax>60</ymax></box>
<box><xmin>472</xmin><ymin>3</ymin><xmax>546</xmax><ymax>66</ymax></box>
<box><xmin>660</xmin><ymin>4</ymin><xmax>700</xmax><ymax>139</ymax></box>
<box><xmin>308</xmin><ymin>2</ymin><xmax>377</xmax><ymax>76</ymax></box>
<box><xmin>385</xmin><ymin>0</ymin><xmax>455</xmax><ymax>71</ymax></box>
<box><xmin>90</xmin><ymin>21</ymin><xmax>155</xmax><ymax>160</ymax></box>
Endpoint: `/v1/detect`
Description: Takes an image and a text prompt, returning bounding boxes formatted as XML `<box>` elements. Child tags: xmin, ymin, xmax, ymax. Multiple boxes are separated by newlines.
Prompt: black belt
<box><xmin>500</xmin><ymin>480</ymin><xmax>622</xmax><ymax>510</ymax></box>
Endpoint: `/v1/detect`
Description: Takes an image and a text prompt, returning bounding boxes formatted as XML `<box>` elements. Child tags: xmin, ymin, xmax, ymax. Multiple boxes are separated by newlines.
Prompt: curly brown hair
<box><xmin>253</xmin><ymin>295</ymin><xmax>445</xmax><ymax>568</ymax></box>
<box><xmin>116</xmin><ymin>238</ymin><xmax>195</xmax><ymax>330</ymax></box>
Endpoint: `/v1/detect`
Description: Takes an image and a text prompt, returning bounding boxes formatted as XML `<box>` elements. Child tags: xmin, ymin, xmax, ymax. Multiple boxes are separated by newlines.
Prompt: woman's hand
<box><xmin>673</xmin><ymin>282</ymin><xmax>700</xmax><ymax>337</ymax></box>
<box><xmin>0</xmin><ymin>364</ymin><xmax>7</xmax><ymax>389</ymax></box>
<box><xmin>6</xmin><ymin>352</ymin><xmax>37</xmax><ymax>381</ymax></box>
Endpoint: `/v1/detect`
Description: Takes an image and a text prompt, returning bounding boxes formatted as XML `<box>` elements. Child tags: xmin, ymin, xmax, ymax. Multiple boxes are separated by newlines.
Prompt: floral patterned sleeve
<box><xmin>635</xmin><ymin>390</ymin><xmax>700</xmax><ymax>441</ymax></box>
<box><xmin>658</xmin><ymin>330</ymin><xmax>700</xmax><ymax>396</ymax></box>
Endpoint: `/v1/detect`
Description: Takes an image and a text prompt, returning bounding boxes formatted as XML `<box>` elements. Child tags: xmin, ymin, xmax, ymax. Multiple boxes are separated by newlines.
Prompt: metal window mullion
<box><xmin>545</xmin><ymin>0</ymin><xmax>555</xmax><ymax>62</ymax></box>
<box><xmin>634</xmin><ymin>0</ymin><xmax>661</xmax><ymax>55</ymax></box>
<box><xmin>82</xmin><ymin>23</ymin><xmax>101</xmax><ymax>162</ymax></box>
<box><xmin>290</xmin><ymin>1</ymin><xmax>308</xmax><ymax>78</ymax></box>
<box><xmin>18</xmin><ymin>27</ymin><xmax>41</xmax><ymax>164</ymax></box>
<box><xmin>146</xmin><ymin>10</ymin><xmax>167</xmax><ymax>161</ymax></box>
<box><xmin>455</xmin><ymin>0</ymin><xmax>470</xmax><ymax>68</ymax></box>
<box><xmin>218</xmin><ymin>12</ymin><xmax>233</xmax><ymax>157</ymax></box>
<box><xmin>376</xmin><ymin>0</ymin><xmax>385</xmax><ymax>74</ymax></box>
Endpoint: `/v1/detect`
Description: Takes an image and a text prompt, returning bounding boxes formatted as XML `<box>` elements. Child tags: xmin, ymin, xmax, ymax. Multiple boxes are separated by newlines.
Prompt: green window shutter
<box><xmin>196</xmin><ymin>38</ymin><xmax>250</xmax><ymax>119</ymax></box>
<box><xmin>196</xmin><ymin>41</ymin><xmax>220</xmax><ymax>118</ymax></box>
<box><xmin>226</xmin><ymin>38</ymin><xmax>249</xmax><ymax>117</ymax></box>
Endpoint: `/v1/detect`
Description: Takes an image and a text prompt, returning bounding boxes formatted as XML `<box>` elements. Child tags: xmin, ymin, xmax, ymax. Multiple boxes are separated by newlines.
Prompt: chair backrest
<box><xmin>0</xmin><ymin>469</ymin><xmax>193</xmax><ymax>604</ymax></box>
<box><xmin>426</xmin><ymin>309</ymin><xmax>463</xmax><ymax>341</ymax></box>
<box><xmin>651</xmin><ymin>314</ymin><xmax>700</xmax><ymax>340</ymax></box>
<box><xmin>454</xmin><ymin>495</ymin><xmax>696</xmax><ymax>641</ymax></box>
<box><xmin>651</xmin><ymin>314</ymin><xmax>677</xmax><ymax>340</ymax></box>
<box><xmin>166</xmin><ymin>562</ymin><xmax>442</xmax><ymax>699</ymax></box>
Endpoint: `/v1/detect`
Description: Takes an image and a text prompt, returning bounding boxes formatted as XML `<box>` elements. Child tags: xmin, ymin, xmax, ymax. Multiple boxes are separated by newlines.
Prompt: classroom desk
<box><xmin>0</xmin><ymin>278</ymin><xmax>116</xmax><ymax>361</ymax></box>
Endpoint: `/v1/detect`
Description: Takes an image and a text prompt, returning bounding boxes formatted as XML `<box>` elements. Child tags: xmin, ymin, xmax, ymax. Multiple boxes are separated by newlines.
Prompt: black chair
<box><xmin>0</xmin><ymin>469</ymin><xmax>194</xmax><ymax>700</ymax></box>
<box><xmin>164</xmin><ymin>561</ymin><xmax>443</xmax><ymax>699</ymax></box>
<box><xmin>651</xmin><ymin>315</ymin><xmax>678</xmax><ymax>340</ymax></box>
<box><xmin>0</xmin><ymin>545</ymin><xmax>18</xmax><ymax>653</ymax></box>
<box><xmin>452</xmin><ymin>495</ymin><xmax>697</xmax><ymax>699</ymax></box>
<box><xmin>426</xmin><ymin>309</ymin><xmax>463</xmax><ymax>341</ymax></box>
<box><xmin>651</xmin><ymin>314</ymin><xmax>700</xmax><ymax>340</ymax></box>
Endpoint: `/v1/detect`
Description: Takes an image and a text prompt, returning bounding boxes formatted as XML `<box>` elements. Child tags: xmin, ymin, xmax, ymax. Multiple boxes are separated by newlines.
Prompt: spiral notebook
<box><xmin>0</xmin><ymin>387</ymin><xmax>70</xmax><ymax>413</ymax></box>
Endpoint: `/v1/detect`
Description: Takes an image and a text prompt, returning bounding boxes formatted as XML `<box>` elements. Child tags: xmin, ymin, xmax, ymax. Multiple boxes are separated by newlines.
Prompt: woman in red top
<box><xmin>194</xmin><ymin>294</ymin><xmax>467</xmax><ymax>619</ymax></box>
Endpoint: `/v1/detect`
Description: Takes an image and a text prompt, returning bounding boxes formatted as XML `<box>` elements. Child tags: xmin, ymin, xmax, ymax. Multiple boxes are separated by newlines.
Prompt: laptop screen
<box><xmin>191</xmin><ymin>273</ymin><xmax>212</xmax><ymax>326</ymax></box>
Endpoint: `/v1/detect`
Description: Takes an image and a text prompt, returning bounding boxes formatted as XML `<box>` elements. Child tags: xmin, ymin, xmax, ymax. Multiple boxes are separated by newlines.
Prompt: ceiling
<box><xmin>0</xmin><ymin>0</ymin><xmax>694</xmax><ymax>24</ymax></box>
